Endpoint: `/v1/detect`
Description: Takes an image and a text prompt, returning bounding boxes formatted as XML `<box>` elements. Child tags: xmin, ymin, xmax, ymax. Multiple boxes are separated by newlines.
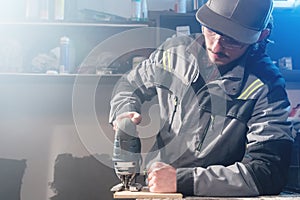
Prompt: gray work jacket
<box><xmin>109</xmin><ymin>34</ymin><xmax>294</xmax><ymax>196</ymax></box>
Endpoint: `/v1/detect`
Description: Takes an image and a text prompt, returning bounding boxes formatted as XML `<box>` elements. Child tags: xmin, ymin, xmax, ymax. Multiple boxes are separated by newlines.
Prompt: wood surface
<box><xmin>113</xmin><ymin>191</ymin><xmax>183</xmax><ymax>199</ymax></box>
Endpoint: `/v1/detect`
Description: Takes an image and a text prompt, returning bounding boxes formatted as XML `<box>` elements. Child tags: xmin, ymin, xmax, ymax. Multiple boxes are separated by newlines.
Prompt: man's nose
<box><xmin>211</xmin><ymin>35</ymin><xmax>224</xmax><ymax>51</ymax></box>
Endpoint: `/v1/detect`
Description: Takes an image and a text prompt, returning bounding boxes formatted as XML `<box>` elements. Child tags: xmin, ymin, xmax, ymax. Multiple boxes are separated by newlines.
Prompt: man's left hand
<box><xmin>147</xmin><ymin>162</ymin><xmax>177</xmax><ymax>193</ymax></box>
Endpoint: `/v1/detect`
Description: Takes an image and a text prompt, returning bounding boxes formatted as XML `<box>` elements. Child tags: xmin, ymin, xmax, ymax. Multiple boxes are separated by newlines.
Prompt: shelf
<box><xmin>0</xmin><ymin>21</ymin><xmax>149</xmax><ymax>28</ymax></box>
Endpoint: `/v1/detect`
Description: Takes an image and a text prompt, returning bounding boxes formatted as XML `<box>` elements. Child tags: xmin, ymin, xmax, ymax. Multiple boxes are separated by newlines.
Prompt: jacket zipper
<box><xmin>197</xmin><ymin>115</ymin><xmax>214</xmax><ymax>151</ymax></box>
<box><xmin>168</xmin><ymin>96</ymin><xmax>178</xmax><ymax>132</ymax></box>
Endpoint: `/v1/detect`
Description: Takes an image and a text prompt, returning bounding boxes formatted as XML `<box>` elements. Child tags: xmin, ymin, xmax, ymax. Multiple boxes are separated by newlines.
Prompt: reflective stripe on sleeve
<box><xmin>237</xmin><ymin>79</ymin><xmax>264</xmax><ymax>100</ymax></box>
<box><xmin>162</xmin><ymin>50</ymin><xmax>172</xmax><ymax>72</ymax></box>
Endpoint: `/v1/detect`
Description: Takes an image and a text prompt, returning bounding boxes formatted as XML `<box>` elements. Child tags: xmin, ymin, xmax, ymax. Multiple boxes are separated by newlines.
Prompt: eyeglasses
<box><xmin>203</xmin><ymin>27</ymin><xmax>246</xmax><ymax>50</ymax></box>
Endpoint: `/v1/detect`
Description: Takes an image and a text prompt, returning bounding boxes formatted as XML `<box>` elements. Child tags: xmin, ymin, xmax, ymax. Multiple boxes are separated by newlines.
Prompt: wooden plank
<box><xmin>184</xmin><ymin>195</ymin><xmax>300</xmax><ymax>200</ymax></box>
<box><xmin>113</xmin><ymin>191</ymin><xmax>183</xmax><ymax>199</ymax></box>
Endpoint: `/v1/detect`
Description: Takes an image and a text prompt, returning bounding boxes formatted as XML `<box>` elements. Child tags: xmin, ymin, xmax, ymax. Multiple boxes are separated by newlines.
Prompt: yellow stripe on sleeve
<box><xmin>237</xmin><ymin>79</ymin><xmax>264</xmax><ymax>100</ymax></box>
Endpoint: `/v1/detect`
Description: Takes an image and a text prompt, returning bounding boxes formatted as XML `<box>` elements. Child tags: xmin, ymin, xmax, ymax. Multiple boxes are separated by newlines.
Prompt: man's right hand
<box><xmin>112</xmin><ymin>112</ymin><xmax>142</xmax><ymax>131</ymax></box>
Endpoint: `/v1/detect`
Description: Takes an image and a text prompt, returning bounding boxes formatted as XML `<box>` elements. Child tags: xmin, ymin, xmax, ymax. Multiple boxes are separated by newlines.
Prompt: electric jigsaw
<box><xmin>111</xmin><ymin>118</ymin><xmax>143</xmax><ymax>192</ymax></box>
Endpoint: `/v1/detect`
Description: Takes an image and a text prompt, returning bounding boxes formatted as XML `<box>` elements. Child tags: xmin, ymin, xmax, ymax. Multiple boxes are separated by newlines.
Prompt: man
<box><xmin>109</xmin><ymin>0</ymin><xmax>294</xmax><ymax>196</ymax></box>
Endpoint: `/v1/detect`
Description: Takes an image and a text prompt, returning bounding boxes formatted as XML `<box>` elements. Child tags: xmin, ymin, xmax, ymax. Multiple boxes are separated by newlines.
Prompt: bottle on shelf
<box><xmin>175</xmin><ymin>0</ymin><xmax>207</xmax><ymax>13</ymax></box>
<box><xmin>39</xmin><ymin>0</ymin><xmax>49</xmax><ymax>20</ymax></box>
<box><xmin>177</xmin><ymin>0</ymin><xmax>187</xmax><ymax>13</ymax></box>
<box><xmin>59</xmin><ymin>36</ymin><xmax>70</xmax><ymax>73</ymax></box>
<box><xmin>141</xmin><ymin>0</ymin><xmax>148</xmax><ymax>21</ymax></box>
<box><xmin>54</xmin><ymin>0</ymin><xmax>65</xmax><ymax>20</ymax></box>
<box><xmin>25</xmin><ymin>0</ymin><xmax>39</xmax><ymax>20</ymax></box>
<box><xmin>131</xmin><ymin>0</ymin><xmax>142</xmax><ymax>21</ymax></box>
<box><xmin>186</xmin><ymin>0</ymin><xmax>194</xmax><ymax>12</ymax></box>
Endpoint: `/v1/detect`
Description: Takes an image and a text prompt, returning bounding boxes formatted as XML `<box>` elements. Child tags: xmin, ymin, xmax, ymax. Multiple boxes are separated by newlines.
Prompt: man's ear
<box><xmin>257</xmin><ymin>28</ymin><xmax>271</xmax><ymax>42</ymax></box>
<box><xmin>201</xmin><ymin>26</ymin><xmax>204</xmax><ymax>33</ymax></box>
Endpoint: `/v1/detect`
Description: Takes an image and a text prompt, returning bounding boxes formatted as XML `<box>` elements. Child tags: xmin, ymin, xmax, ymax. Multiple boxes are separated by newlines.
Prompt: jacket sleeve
<box><xmin>109</xmin><ymin>35</ymin><xmax>194</xmax><ymax>123</ymax></box>
<box><xmin>176</xmin><ymin>84</ymin><xmax>294</xmax><ymax>197</ymax></box>
<box><xmin>242</xmin><ymin>84</ymin><xmax>293</xmax><ymax>195</ymax></box>
<box><xmin>109</xmin><ymin>57</ymin><xmax>158</xmax><ymax>124</ymax></box>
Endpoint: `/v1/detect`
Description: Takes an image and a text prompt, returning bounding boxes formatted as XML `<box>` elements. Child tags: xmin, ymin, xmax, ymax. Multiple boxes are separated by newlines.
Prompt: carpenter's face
<box><xmin>202</xmin><ymin>26</ymin><xmax>250</xmax><ymax>66</ymax></box>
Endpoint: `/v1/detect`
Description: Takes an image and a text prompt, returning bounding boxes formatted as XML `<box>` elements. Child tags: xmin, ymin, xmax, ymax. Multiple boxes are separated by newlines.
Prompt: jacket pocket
<box><xmin>195</xmin><ymin>98</ymin><xmax>254</xmax><ymax>153</ymax></box>
<box><xmin>196</xmin><ymin>113</ymin><xmax>214</xmax><ymax>152</ymax></box>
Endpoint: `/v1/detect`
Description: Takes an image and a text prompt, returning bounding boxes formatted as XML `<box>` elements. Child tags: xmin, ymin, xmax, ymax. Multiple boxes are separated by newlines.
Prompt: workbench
<box><xmin>113</xmin><ymin>191</ymin><xmax>300</xmax><ymax>200</ymax></box>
